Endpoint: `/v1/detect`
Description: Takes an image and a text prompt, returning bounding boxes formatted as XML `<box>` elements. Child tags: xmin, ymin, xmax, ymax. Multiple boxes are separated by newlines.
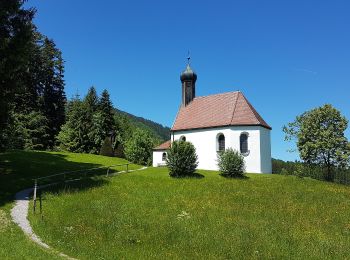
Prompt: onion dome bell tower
<box><xmin>180</xmin><ymin>56</ymin><xmax>197</xmax><ymax>106</ymax></box>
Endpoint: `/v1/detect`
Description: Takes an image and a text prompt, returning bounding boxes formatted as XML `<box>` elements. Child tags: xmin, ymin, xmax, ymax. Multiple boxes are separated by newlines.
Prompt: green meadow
<box><xmin>1</xmin><ymin>151</ymin><xmax>350</xmax><ymax>259</ymax></box>
<box><xmin>28</xmin><ymin>159</ymin><xmax>350</xmax><ymax>259</ymax></box>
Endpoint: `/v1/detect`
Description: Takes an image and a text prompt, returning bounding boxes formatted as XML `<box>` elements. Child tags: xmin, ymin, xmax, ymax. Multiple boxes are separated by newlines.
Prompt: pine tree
<box><xmin>41</xmin><ymin>37</ymin><xmax>66</xmax><ymax>148</ymax></box>
<box><xmin>13</xmin><ymin>32</ymin><xmax>44</xmax><ymax>114</ymax></box>
<box><xmin>85</xmin><ymin>86</ymin><xmax>99</xmax><ymax>113</ymax></box>
<box><xmin>89</xmin><ymin>111</ymin><xmax>107</xmax><ymax>154</ymax></box>
<box><xmin>99</xmin><ymin>89</ymin><xmax>115</xmax><ymax>135</ymax></box>
<box><xmin>0</xmin><ymin>2</ymin><xmax>67</xmax><ymax>151</ymax></box>
<box><xmin>57</xmin><ymin>97</ymin><xmax>89</xmax><ymax>152</ymax></box>
<box><xmin>83</xmin><ymin>86</ymin><xmax>100</xmax><ymax>153</ymax></box>
<box><xmin>8</xmin><ymin>33</ymin><xmax>66</xmax><ymax>150</ymax></box>
<box><xmin>0</xmin><ymin>0</ymin><xmax>35</xmax><ymax>148</ymax></box>
<box><xmin>58</xmin><ymin>89</ymin><xmax>116</xmax><ymax>154</ymax></box>
<box><xmin>86</xmin><ymin>89</ymin><xmax>116</xmax><ymax>154</ymax></box>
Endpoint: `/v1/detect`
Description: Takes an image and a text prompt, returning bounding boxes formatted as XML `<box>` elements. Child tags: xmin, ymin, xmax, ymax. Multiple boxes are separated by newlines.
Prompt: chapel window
<box><xmin>217</xmin><ymin>134</ymin><xmax>225</xmax><ymax>152</ymax></box>
<box><xmin>240</xmin><ymin>133</ymin><xmax>249</xmax><ymax>154</ymax></box>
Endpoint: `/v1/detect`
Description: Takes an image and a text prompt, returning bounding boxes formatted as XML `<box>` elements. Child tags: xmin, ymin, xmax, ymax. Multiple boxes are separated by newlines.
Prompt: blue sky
<box><xmin>26</xmin><ymin>0</ymin><xmax>350</xmax><ymax>161</ymax></box>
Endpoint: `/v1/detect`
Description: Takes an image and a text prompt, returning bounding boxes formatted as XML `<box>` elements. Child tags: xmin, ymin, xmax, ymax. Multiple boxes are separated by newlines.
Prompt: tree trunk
<box><xmin>325</xmin><ymin>164</ymin><xmax>334</xmax><ymax>182</ymax></box>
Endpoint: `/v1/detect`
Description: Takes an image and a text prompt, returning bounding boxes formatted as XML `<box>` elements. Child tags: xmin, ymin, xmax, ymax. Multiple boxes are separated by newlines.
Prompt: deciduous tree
<box><xmin>284</xmin><ymin>104</ymin><xmax>350</xmax><ymax>181</ymax></box>
<box><xmin>124</xmin><ymin>129</ymin><xmax>154</xmax><ymax>165</ymax></box>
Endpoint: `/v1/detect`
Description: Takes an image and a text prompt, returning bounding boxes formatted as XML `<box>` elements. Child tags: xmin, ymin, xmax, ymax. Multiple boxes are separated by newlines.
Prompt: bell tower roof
<box><xmin>180</xmin><ymin>54</ymin><xmax>197</xmax><ymax>106</ymax></box>
<box><xmin>180</xmin><ymin>54</ymin><xmax>197</xmax><ymax>82</ymax></box>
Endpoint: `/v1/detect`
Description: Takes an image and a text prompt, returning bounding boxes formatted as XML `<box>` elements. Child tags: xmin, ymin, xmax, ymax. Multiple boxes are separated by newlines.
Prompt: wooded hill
<box><xmin>114</xmin><ymin>109</ymin><xmax>170</xmax><ymax>142</ymax></box>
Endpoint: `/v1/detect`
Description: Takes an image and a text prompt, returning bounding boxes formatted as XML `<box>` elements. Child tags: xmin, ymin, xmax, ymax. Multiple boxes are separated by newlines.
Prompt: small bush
<box><xmin>166</xmin><ymin>140</ymin><xmax>198</xmax><ymax>177</ymax></box>
<box><xmin>217</xmin><ymin>148</ymin><xmax>245</xmax><ymax>177</ymax></box>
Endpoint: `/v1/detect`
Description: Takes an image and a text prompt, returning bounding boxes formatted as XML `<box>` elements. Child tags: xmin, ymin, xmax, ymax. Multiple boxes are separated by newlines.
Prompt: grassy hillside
<box><xmin>29</xmin><ymin>167</ymin><xmax>350</xmax><ymax>259</ymax></box>
<box><xmin>0</xmin><ymin>150</ymin><xmax>140</xmax><ymax>259</ymax></box>
<box><xmin>2</xmin><ymin>151</ymin><xmax>350</xmax><ymax>259</ymax></box>
<box><xmin>114</xmin><ymin>109</ymin><xmax>170</xmax><ymax>141</ymax></box>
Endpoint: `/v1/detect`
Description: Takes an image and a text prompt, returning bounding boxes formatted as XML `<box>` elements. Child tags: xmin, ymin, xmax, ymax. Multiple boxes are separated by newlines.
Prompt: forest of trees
<box><xmin>0</xmin><ymin>1</ymin><xmax>169</xmax><ymax>165</ymax></box>
<box><xmin>1</xmin><ymin>1</ymin><xmax>65</xmax><ymax>150</ymax></box>
<box><xmin>57</xmin><ymin>87</ymin><xmax>167</xmax><ymax>160</ymax></box>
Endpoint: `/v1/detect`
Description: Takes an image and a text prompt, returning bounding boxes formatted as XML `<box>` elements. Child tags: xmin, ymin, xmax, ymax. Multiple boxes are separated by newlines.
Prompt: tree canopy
<box><xmin>0</xmin><ymin>1</ymin><xmax>66</xmax><ymax>150</ymax></box>
<box><xmin>58</xmin><ymin>88</ymin><xmax>116</xmax><ymax>154</ymax></box>
<box><xmin>1</xmin><ymin>0</ymin><xmax>35</xmax><ymax>146</ymax></box>
<box><xmin>124</xmin><ymin>128</ymin><xmax>155</xmax><ymax>165</ymax></box>
<box><xmin>284</xmin><ymin>104</ymin><xmax>350</xmax><ymax>181</ymax></box>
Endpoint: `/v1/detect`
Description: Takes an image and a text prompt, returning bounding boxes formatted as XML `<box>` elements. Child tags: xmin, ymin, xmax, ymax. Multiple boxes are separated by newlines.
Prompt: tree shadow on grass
<box><xmin>0</xmin><ymin>150</ymin><xmax>119</xmax><ymax>208</ymax></box>
<box><xmin>171</xmin><ymin>172</ymin><xmax>205</xmax><ymax>179</ymax></box>
<box><xmin>39</xmin><ymin>177</ymin><xmax>109</xmax><ymax>196</ymax></box>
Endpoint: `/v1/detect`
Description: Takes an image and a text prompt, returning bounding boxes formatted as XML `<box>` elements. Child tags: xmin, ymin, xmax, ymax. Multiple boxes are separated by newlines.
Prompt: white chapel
<box><xmin>152</xmin><ymin>62</ymin><xmax>272</xmax><ymax>173</ymax></box>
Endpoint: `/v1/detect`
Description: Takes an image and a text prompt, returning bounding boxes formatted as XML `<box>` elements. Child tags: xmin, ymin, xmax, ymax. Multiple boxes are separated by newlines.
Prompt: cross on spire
<box><xmin>187</xmin><ymin>50</ymin><xmax>191</xmax><ymax>65</ymax></box>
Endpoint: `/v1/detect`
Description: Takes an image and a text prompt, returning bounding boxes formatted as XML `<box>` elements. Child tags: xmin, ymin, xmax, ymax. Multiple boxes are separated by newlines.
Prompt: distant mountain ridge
<box><xmin>114</xmin><ymin>109</ymin><xmax>171</xmax><ymax>141</ymax></box>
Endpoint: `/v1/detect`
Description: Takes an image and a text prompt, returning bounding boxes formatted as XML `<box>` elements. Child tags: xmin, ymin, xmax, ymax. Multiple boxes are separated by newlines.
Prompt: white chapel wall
<box><xmin>152</xmin><ymin>150</ymin><xmax>167</xmax><ymax>167</ymax></box>
<box><xmin>173</xmin><ymin>126</ymin><xmax>271</xmax><ymax>173</ymax></box>
<box><xmin>259</xmin><ymin>127</ymin><xmax>272</xmax><ymax>173</ymax></box>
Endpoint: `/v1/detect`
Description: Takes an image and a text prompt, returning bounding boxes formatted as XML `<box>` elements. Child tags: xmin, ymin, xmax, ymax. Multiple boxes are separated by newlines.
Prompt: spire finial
<box><xmin>187</xmin><ymin>50</ymin><xmax>191</xmax><ymax>65</ymax></box>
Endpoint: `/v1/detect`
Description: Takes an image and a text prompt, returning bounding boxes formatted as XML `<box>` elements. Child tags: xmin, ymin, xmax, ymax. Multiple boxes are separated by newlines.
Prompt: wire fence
<box><xmin>32</xmin><ymin>163</ymin><xmax>129</xmax><ymax>213</ymax></box>
<box><xmin>273</xmin><ymin>162</ymin><xmax>350</xmax><ymax>185</ymax></box>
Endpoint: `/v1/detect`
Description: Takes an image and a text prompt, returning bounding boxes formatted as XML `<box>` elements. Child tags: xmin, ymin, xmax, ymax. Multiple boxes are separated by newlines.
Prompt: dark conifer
<box><xmin>0</xmin><ymin>0</ymin><xmax>35</xmax><ymax>147</ymax></box>
<box><xmin>99</xmin><ymin>89</ymin><xmax>115</xmax><ymax>134</ymax></box>
<box><xmin>84</xmin><ymin>86</ymin><xmax>99</xmax><ymax>113</ymax></box>
<box><xmin>41</xmin><ymin>37</ymin><xmax>66</xmax><ymax>148</ymax></box>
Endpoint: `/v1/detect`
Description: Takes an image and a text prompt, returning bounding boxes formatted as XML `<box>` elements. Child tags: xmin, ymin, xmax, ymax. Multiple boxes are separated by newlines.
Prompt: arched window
<box><xmin>217</xmin><ymin>134</ymin><xmax>225</xmax><ymax>152</ymax></box>
<box><xmin>240</xmin><ymin>133</ymin><xmax>249</xmax><ymax>154</ymax></box>
<box><xmin>162</xmin><ymin>152</ymin><xmax>167</xmax><ymax>161</ymax></box>
<box><xmin>180</xmin><ymin>136</ymin><xmax>186</xmax><ymax>142</ymax></box>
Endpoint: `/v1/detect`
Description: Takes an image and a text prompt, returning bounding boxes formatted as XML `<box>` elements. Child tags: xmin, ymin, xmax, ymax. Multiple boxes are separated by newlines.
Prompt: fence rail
<box><xmin>32</xmin><ymin>163</ymin><xmax>129</xmax><ymax>213</ymax></box>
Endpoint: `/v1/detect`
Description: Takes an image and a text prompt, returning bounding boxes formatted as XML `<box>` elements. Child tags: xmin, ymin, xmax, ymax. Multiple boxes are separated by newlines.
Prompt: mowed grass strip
<box><xmin>30</xmin><ymin>167</ymin><xmax>350</xmax><ymax>259</ymax></box>
<box><xmin>0</xmin><ymin>150</ymin><xmax>140</xmax><ymax>259</ymax></box>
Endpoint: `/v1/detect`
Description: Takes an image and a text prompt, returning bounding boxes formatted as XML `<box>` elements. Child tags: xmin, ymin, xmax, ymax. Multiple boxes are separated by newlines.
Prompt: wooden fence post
<box><xmin>106</xmin><ymin>167</ymin><xmax>110</xmax><ymax>177</ymax></box>
<box><xmin>39</xmin><ymin>190</ymin><xmax>42</xmax><ymax>215</ymax></box>
<box><xmin>126</xmin><ymin>164</ymin><xmax>129</xmax><ymax>173</ymax></box>
<box><xmin>33</xmin><ymin>179</ymin><xmax>37</xmax><ymax>213</ymax></box>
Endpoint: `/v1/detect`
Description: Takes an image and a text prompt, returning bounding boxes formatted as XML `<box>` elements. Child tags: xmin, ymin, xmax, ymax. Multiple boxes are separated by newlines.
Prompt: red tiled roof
<box><xmin>153</xmin><ymin>140</ymin><xmax>171</xmax><ymax>150</ymax></box>
<box><xmin>171</xmin><ymin>91</ymin><xmax>271</xmax><ymax>131</ymax></box>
